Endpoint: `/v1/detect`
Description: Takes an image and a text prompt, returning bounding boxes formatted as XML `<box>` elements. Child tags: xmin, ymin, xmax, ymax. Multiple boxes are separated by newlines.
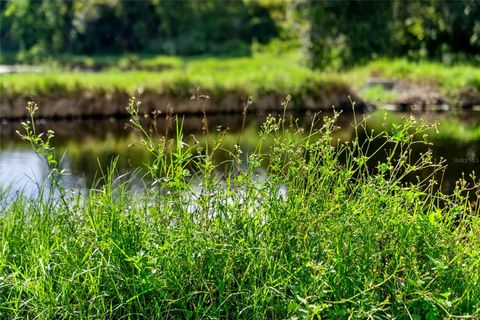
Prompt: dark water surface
<box><xmin>1</xmin><ymin>111</ymin><xmax>479</xmax><ymax>197</ymax></box>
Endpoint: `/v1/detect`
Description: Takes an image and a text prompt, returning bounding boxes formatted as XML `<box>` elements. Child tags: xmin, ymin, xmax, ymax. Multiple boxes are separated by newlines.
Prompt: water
<box><xmin>1</xmin><ymin>111</ymin><xmax>479</xmax><ymax>196</ymax></box>
<box><xmin>0</xmin><ymin>149</ymin><xmax>49</xmax><ymax>195</ymax></box>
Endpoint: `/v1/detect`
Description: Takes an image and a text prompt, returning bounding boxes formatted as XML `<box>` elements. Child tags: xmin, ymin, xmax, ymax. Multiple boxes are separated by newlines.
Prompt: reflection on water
<box><xmin>1</xmin><ymin>111</ymin><xmax>479</xmax><ymax>196</ymax></box>
<box><xmin>0</xmin><ymin>149</ymin><xmax>48</xmax><ymax>196</ymax></box>
<box><xmin>0</xmin><ymin>149</ymin><xmax>86</xmax><ymax>198</ymax></box>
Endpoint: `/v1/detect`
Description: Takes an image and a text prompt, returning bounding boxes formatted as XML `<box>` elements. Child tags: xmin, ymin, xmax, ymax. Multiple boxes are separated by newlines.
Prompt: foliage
<box><xmin>1</xmin><ymin>100</ymin><xmax>479</xmax><ymax>318</ymax></box>
<box><xmin>1</xmin><ymin>0</ymin><xmax>279</xmax><ymax>57</ymax></box>
<box><xmin>301</xmin><ymin>0</ymin><xmax>480</xmax><ymax>68</ymax></box>
<box><xmin>2</xmin><ymin>0</ymin><xmax>479</xmax><ymax>67</ymax></box>
<box><xmin>1</xmin><ymin>0</ymin><xmax>73</xmax><ymax>62</ymax></box>
<box><xmin>367</xmin><ymin>110</ymin><xmax>480</xmax><ymax>143</ymax></box>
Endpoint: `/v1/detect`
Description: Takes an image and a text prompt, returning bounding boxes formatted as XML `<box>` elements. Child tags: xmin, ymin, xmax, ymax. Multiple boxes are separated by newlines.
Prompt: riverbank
<box><xmin>1</xmin><ymin>53</ymin><xmax>479</xmax><ymax>118</ymax></box>
<box><xmin>1</xmin><ymin>107</ymin><xmax>479</xmax><ymax>318</ymax></box>
<box><xmin>1</xmin><ymin>82</ymin><xmax>363</xmax><ymax>119</ymax></box>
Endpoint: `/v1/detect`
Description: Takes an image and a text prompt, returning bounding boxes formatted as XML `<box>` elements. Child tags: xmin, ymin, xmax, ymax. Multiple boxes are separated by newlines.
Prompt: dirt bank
<box><xmin>363</xmin><ymin>78</ymin><xmax>480</xmax><ymax>112</ymax></box>
<box><xmin>0</xmin><ymin>86</ymin><xmax>369</xmax><ymax>119</ymax></box>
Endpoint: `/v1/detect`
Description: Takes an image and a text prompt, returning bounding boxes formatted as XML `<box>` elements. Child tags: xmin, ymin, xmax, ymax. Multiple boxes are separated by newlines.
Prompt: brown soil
<box><xmin>458</xmin><ymin>87</ymin><xmax>480</xmax><ymax>110</ymax></box>
<box><xmin>392</xmin><ymin>81</ymin><xmax>451</xmax><ymax>112</ymax></box>
<box><xmin>0</xmin><ymin>86</ymin><xmax>368</xmax><ymax>119</ymax></box>
<box><xmin>365</xmin><ymin>77</ymin><xmax>480</xmax><ymax>112</ymax></box>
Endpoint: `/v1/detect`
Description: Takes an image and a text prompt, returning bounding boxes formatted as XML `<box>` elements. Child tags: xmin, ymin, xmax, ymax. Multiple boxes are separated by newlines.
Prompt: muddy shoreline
<box><xmin>0</xmin><ymin>86</ymin><xmax>371</xmax><ymax>119</ymax></box>
<box><xmin>2</xmin><ymin>83</ymin><xmax>479</xmax><ymax>120</ymax></box>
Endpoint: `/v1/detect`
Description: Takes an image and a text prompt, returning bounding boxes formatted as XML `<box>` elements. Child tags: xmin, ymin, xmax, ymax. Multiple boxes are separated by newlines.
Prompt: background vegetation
<box><xmin>302</xmin><ymin>0</ymin><xmax>480</xmax><ymax>68</ymax></box>
<box><xmin>2</xmin><ymin>0</ymin><xmax>479</xmax><ymax>67</ymax></box>
<box><xmin>0</xmin><ymin>0</ymin><xmax>281</xmax><ymax>58</ymax></box>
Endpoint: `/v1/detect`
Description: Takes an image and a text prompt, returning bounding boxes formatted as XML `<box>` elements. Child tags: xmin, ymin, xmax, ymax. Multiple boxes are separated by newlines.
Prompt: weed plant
<box><xmin>0</xmin><ymin>98</ymin><xmax>479</xmax><ymax>319</ymax></box>
<box><xmin>365</xmin><ymin>110</ymin><xmax>480</xmax><ymax>143</ymax></box>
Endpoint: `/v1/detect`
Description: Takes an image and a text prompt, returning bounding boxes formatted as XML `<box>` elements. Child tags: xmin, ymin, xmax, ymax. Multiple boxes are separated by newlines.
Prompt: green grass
<box><xmin>358</xmin><ymin>85</ymin><xmax>395</xmax><ymax>105</ymax></box>
<box><xmin>1</xmin><ymin>52</ymin><xmax>340</xmax><ymax>98</ymax></box>
<box><xmin>1</xmin><ymin>100</ymin><xmax>479</xmax><ymax>318</ymax></box>
<box><xmin>2</xmin><ymin>53</ymin><xmax>478</xmax><ymax>105</ymax></box>
<box><xmin>346</xmin><ymin>59</ymin><xmax>480</xmax><ymax>92</ymax></box>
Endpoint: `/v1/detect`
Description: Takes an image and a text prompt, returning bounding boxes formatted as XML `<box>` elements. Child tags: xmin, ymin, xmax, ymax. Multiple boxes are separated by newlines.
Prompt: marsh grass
<box><xmin>1</xmin><ymin>98</ymin><xmax>479</xmax><ymax>319</ymax></box>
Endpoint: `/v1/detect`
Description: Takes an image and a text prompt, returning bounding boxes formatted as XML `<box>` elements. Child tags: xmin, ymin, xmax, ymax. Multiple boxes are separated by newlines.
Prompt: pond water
<box><xmin>1</xmin><ymin>111</ymin><xmax>479</xmax><ymax>197</ymax></box>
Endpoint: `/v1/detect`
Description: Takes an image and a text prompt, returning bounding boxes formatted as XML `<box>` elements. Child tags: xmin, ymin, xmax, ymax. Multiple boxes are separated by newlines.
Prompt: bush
<box><xmin>301</xmin><ymin>0</ymin><xmax>480</xmax><ymax>69</ymax></box>
<box><xmin>1</xmin><ymin>0</ymin><xmax>280</xmax><ymax>56</ymax></box>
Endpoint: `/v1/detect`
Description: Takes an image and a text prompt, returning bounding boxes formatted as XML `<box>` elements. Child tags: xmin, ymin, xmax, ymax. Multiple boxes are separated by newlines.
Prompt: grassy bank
<box><xmin>347</xmin><ymin>59</ymin><xmax>480</xmax><ymax>92</ymax></box>
<box><xmin>1</xmin><ymin>52</ymin><xmax>478</xmax><ymax>103</ymax></box>
<box><xmin>0</xmin><ymin>52</ymin><xmax>336</xmax><ymax>97</ymax></box>
<box><xmin>1</xmin><ymin>100</ymin><xmax>479</xmax><ymax>318</ymax></box>
<box><xmin>1</xmin><ymin>52</ymin><xmax>361</xmax><ymax>119</ymax></box>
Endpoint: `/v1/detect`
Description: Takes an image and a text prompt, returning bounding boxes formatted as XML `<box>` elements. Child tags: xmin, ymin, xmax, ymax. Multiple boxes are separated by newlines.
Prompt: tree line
<box><xmin>302</xmin><ymin>0</ymin><xmax>480</xmax><ymax>68</ymax></box>
<box><xmin>1</xmin><ymin>0</ymin><xmax>478</xmax><ymax>68</ymax></box>
<box><xmin>0</xmin><ymin>0</ymin><xmax>280</xmax><ymax>56</ymax></box>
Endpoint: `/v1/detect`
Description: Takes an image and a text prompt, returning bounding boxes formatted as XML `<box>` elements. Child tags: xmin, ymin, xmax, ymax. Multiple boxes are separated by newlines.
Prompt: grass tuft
<box><xmin>1</xmin><ymin>99</ymin><xmax>479</xmax><ymax>318</ymax></box>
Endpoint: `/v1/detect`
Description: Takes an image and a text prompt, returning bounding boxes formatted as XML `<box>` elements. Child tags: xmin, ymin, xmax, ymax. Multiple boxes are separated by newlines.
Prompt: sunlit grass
<box><xmin>359</xmin><ymin>85</ymin><xmax>395</xmax><ymax>105</ymax></box>
<box><xmin>346</xmin><ymin>58</ymin><xmax>480</xmax><ymax>92</ymax></box>
<box><xmin>1</xmin><ymin>52</ymin><xmax>337</xmax><ymax>98</ymax></box>
<box><xmin>1</xmin><ymin>99</ymin><xmax>479</xmax><ymax>318</ymax></box>
<box><xmin>2</xmin><ymin>53</ymin><xmax>477</xmax><ymax>103</ymax></box>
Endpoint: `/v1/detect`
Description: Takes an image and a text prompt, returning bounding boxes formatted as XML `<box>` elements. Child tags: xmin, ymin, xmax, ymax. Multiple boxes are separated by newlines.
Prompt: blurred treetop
<box><xmin>1</xmin><ymin>0</ymin><xmax>478</xmax><ymax>68</ymax></box>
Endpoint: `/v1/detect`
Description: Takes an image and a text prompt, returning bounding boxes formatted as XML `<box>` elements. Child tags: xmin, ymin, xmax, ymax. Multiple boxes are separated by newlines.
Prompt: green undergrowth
<box><xmin>358</xmin><ymin>85</ymin><xmax>396</xmax><ymax>106</ymax></box>
<box><xmin>1</xmin><ymin>99</ymin><xmax>479</xmax><ymax>319</ymax></box>
<box><xmin>366</xmin><ymin>110</ymin><xmax>480</xmax><ymax>143</ymax></box>
<box><xmin>1</xmin><ymin>53</ymin><xmax>478</xmax><ymax>105</ymax></box>
<box><xmin>346</xmin><ymin>59</ymin><xmax>480</xmax><ymax>92</ymax></box>
<box><xmin>0</xmin><ymin>52</ymin><xmax>342</xmax><ymax>99</ymax></box>
<box><xmin>347</xmin><ymin>59</ymin><xmax>480</xmax><ymax>107</ymax></box>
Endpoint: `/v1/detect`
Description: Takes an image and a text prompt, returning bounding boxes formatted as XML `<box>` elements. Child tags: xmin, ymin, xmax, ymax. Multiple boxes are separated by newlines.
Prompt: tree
<box><xmin>2</xmin><ymin>0</ymin><xmax>72</xmax><ymax>55</ymax></box>
<box><xmin>302</xmin><ymin>0</ymin><xmax>480</xmax><ymax>69</ymax></box>
<box><xmin>1</xmin><ymin>0</ymin><xmax>280</xmax><ymax>57</ymax></box>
